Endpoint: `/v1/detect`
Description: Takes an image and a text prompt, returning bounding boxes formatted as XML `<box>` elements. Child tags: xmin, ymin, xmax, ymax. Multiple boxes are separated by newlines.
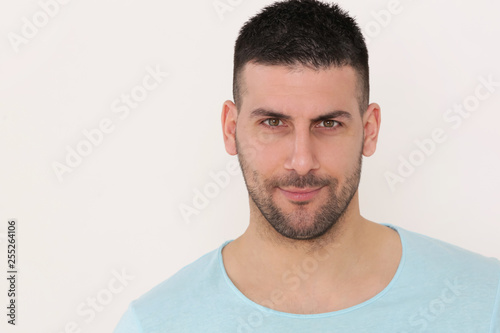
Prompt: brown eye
<box><xmin>265</xmin><ymin>118</ymin><xmax>282</xmax><ymax>126</ymax></box>
<box><xmin>320</xmin><ymin>120</ymin><xmax>339</xmax><ymax>128</ymax></box>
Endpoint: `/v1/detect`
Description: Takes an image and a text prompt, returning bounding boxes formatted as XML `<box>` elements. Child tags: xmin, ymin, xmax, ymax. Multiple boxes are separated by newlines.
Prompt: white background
<box><xmin>0</xmin><ymin>0</ymin><xmax>499</xmax><ymax>332</ymax></box>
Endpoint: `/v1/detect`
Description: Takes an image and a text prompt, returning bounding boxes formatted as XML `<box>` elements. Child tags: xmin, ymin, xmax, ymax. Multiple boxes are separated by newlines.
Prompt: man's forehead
<box><xmin>239</xmin><ymin>62</ymin><xmax>359</xmax><ymax>99</ymax></box>
<box><xmin>239</xmin><ymin>62</ymin><xmax>359</xmax><ymax>118</ymax></box>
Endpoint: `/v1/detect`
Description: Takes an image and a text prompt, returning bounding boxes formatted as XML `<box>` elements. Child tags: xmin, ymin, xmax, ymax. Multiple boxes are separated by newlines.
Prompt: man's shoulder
<box><xmin>394</xmin><ymin>224</ymin><xmax>500</xmax><ymax>284</ymax></box>
<box><xmin>379</xmin><ymin>225</ymin><xmax>500</xmax><ymax>332</ymax></box>
<box><xmin>133</xmin><ymin>241</ymin><xmax>227</xmax><ymax>310</ymax></box>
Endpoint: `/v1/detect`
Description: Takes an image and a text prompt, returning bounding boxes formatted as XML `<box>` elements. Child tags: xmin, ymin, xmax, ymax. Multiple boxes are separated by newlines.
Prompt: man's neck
<box><xmin>221</xmin><ymin>199</ymin><xmax>402</xmax><ymax>313</ymax></box>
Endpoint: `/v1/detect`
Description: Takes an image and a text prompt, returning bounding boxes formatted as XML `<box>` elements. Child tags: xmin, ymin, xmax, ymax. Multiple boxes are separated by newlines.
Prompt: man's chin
<box><xmin>271</xmin><ymin>214</ymin><xmax>323</xmax><ymax>238</ymax></box>
<box><xmin>274</xmin><ymin>226</ymin><xmax>328</xmax><ymax>241</ymax></box>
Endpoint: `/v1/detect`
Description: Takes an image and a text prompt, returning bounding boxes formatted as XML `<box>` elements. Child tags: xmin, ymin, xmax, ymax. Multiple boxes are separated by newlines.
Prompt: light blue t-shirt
<box><xmin>114</xmin><ymin>224</ymin><xmax>500</xmax><ymax>332</ymax></box>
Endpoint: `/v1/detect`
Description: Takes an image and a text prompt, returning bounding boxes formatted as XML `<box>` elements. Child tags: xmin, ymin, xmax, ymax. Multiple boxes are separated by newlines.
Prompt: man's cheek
<box><xmin>239</xmin><ymin>140</ymin><xmax>267</xmax><ymax>162</ymax></box>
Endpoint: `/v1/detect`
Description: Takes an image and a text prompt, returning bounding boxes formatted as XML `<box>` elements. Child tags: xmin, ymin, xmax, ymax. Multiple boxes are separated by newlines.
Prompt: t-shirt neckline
<box><xmin>217</xmin><ymin>223</ymin><xmax>406</xmax><ymax>318</ymax></box>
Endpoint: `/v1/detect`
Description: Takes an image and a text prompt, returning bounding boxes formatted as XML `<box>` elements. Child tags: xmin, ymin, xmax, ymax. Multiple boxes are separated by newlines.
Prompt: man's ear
<box><xmin>362</xmin><ymin>102</ymin><xmax>381</xmax><ymax>157</ymax></box>
<box><xmin>221</xmin><ymin>100</ymin><xmax>238</xmax><ymax>155</ymax></box>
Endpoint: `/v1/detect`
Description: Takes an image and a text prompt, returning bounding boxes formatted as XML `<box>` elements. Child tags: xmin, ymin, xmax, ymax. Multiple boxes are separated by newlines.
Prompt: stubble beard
<box><xmin>236</xmin><ymin>138</ymin><xmax>363</xmax><ymax>241</ymax></box>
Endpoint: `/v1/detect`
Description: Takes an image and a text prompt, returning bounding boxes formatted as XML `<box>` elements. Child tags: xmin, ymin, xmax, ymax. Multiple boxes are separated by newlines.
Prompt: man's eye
<box><xmin>263</xmin><ymin>118</ymin><xmax>283</xmax><ymax>127</ymax></box>
<box><xmin>318</xmin><ymin>120</ymin><xmax>340</xmax><ymax>128</ymax></box>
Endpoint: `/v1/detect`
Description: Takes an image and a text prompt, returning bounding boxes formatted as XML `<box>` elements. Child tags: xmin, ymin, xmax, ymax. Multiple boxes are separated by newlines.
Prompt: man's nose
<box><xmin>283</xmin><ymin>130</ymin><xmax>320</xmax><ymax>176</ymax></box>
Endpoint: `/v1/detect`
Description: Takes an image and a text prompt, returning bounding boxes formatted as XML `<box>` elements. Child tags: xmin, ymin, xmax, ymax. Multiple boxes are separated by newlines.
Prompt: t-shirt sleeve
<box><xmin>113</xmin><ymin>302</ymin><xmax>143</xmax><ymax>333</ymax></box>
<box><xmin>491</xmin><ymin>267</ymin><xmax>500</xmax><ymax>333</ymax></box>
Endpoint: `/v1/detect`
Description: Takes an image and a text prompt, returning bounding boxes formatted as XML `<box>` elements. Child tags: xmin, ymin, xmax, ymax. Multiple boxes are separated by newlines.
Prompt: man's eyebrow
<box><xmin>249</xmin><ymin>108</ymin><xmax>352</xmax><ymax>122</ymax></box>
<box><xmin>311</xmin><ymin>110</ymin><xmax>352</xmax><ymax>123</ymax></box>
<box><xmin>249</xmin><ymin>108</ymin><xmax>292</xmax><ymax>120</ymax></box>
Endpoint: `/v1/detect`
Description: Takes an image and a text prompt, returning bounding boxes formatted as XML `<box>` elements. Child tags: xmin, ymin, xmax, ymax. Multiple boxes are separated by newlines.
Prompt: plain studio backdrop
<box><xmin>0</xmin><ymin>0</ymin><xmax>499</xmax><ymax>332</ymax></box>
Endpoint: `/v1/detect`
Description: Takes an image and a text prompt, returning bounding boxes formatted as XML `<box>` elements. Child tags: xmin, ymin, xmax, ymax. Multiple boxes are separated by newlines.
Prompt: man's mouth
<box><xmin>278</xmin><ymin>186</ymin><xmax>324</xmax><ymax>202</ymax></box>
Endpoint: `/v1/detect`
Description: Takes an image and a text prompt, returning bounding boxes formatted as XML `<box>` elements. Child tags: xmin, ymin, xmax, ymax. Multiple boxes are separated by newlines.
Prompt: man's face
<box><xmin>226</xmin><ymin>63</ymin><xmax>372</xmax><ymax>240</ymax></box>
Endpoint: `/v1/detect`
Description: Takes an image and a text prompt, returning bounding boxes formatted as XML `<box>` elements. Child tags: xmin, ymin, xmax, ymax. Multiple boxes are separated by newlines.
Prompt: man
<box><xmin>114</xmin><ymin>0</ymin><xmax>500</xmax><ymax>331</ymax></box>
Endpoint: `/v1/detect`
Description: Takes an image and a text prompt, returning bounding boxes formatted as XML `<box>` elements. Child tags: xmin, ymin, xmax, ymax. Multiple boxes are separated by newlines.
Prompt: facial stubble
<box><xmin>236</xmin><ymin>137</ymin><xmax>363</xmax><ymax>241</ymax></box>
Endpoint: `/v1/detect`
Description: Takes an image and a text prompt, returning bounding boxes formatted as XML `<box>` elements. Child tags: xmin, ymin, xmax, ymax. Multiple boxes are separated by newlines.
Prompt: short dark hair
<box><xmin>233</xmin><ymin>0</ymin><xmax>369</xmax><ymax>115</ymax></box>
